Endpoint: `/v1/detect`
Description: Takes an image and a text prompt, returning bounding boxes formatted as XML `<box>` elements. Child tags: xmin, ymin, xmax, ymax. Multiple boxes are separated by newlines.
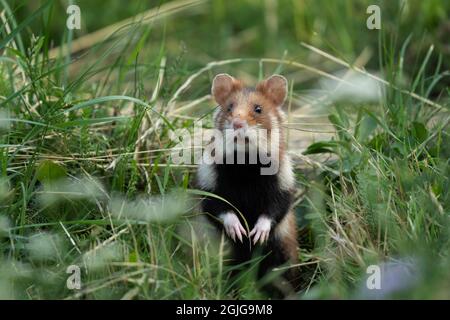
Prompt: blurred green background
<box><xmin>8</xmin><ymin>0</ymin><xmax>450</xmax><ymax>82</ymax></box>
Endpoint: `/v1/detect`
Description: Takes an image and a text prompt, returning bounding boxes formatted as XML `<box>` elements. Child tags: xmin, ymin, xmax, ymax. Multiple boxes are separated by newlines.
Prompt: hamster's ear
<box><xmin>211</xmin><ymin>74</ymin><xmax>242</xmax><ymax>106</ymax></box>
<box><xmin>256</xmin><ymin>75</ymin><xmax>288</xmax><ymax>106</ymax></box>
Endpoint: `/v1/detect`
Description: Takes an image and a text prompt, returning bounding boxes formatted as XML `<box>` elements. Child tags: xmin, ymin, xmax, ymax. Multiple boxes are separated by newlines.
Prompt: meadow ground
<box><xmin>0</xmin><ymin>0</ymin><xmax>449</xmax><ymax>299</ymax></box>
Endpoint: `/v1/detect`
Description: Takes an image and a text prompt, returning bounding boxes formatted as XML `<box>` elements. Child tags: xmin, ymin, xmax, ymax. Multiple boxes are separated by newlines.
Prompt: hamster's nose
<box><xmin>232</xmin><ymin>119</ymin><xmax>246</xmax><ymax>130</ymax></box>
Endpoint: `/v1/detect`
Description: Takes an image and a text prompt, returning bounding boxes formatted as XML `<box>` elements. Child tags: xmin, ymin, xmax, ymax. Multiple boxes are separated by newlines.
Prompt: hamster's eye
<box><xmin>254</xmin><ymin>104</ymin><xmax>262</xmax><ymax>114</ymax></box>
<box><xmin>227</xmin><ymin>103</ymin><xmax>234</xmax><ymax>112</ymax></box>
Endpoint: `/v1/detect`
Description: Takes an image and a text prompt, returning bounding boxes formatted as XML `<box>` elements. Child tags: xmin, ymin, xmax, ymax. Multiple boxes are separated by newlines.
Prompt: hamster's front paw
<box><xmin>249</xmin><ymin>216</ymin><xmax>272</xmax><ymax>245</ymax></box>
<box><xmin>220</xmin><ymin>212</ymin><xmax>247</xmax><ymax>242</ymax></box>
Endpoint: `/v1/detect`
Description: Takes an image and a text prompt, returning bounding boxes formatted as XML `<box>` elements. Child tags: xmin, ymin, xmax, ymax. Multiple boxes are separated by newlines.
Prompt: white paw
<box><xmin>220</xmin><ymin>212</ymin><xmax>247</xmax><ymax>243</ymax></box>
<box><xmin>249</xmin><ymin>216</ymin><xmax>272</xmax><ymax>245</ymax></box>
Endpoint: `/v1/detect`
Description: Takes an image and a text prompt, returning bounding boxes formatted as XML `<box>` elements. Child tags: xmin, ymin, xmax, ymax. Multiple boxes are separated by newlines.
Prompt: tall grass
<box><xmin>0</xmin><ymin>0</ymin><xmax>448</xmax><ymax>299</ymax></box>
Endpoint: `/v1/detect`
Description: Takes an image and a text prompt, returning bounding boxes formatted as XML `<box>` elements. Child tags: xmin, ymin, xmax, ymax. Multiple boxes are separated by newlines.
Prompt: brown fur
<box><xmin>215</xmin><ymin>89</ymin><xmax>277</xmax><ymax>130</ymax></box>
<box><xmin>276</xmin><ymin>211</ymin><xmax>300</xmax><ymax>288</ymax></box>
<box><xmin>212</xmin><ymin>74</ymin><xmax>289</xmax><ymax>163</ymax></box>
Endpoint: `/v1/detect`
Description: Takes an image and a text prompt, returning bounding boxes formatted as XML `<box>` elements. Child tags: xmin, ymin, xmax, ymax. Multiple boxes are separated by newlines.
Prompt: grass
<box><xmin>0</xmin><ymin>0</ymin><xmax>449</xmax><ymax>299</ymax></box>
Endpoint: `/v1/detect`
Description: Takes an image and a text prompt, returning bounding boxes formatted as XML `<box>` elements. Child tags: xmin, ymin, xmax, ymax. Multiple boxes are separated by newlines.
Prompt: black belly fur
<box><xmin>199</xmin><ymin>154</ymin><xmax>297</xmax><ymax>294</ymax></box>
<box><xmin>201</xmin><ymin>155</ymin><xmax>293</xmax><ymax>255</ymax></box>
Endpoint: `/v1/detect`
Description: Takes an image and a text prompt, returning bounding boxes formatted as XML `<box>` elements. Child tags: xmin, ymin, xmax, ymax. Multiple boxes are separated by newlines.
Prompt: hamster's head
<box><xmin>211</xmin><ymin>74</ymin><xmax>287</xmax><ymax>153</ymax></box>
